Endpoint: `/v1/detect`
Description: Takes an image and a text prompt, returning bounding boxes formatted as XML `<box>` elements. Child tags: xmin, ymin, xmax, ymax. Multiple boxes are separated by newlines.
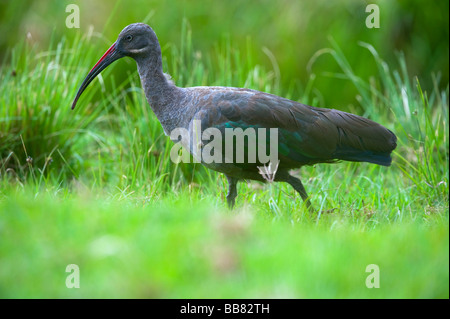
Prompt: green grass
<box><xmin>0</xmin><ymin>21</ymin><xmax>448</xmax><ymax>298</ymax></box>
<box><xmin>0</xmin><ymin>190</ymin><xmax>447</xmax><ymax>298</ymax></box>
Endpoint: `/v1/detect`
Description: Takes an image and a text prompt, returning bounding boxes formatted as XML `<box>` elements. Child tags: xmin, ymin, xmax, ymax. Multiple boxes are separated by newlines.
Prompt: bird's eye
<box><xmin>126</xmin><ymin>35</ymin><xmax>133</xmax><ymax>42</ymax></box>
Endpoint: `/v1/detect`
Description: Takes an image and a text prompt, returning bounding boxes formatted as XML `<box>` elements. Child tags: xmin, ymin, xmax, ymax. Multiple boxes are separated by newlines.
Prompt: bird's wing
<box><xmin>191</xmin><ymin>87</ymin><xmax>397</xmax><ymax>167</ymax></box>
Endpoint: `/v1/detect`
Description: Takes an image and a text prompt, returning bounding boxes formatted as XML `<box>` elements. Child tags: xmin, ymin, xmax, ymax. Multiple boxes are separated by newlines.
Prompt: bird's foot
<box><xmin>306</xmin><ymin>207</ymin><xmax>337</xmax><ymax>215</ymax></box>
<box><xmin>322</xmin><ymin>208</ymin><xmax>337</xmax><ymax>214</ymax></box>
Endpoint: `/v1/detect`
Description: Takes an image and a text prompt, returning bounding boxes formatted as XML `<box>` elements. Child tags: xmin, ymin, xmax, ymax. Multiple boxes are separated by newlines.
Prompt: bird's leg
<box><xmin>286</xmin><ymin>174</ymin><xmax>315</xmax><ymax>213</ymax></box>
<box><xmin>225</xmin><ymin>175</ymin><xmax>238</xmax><ymax>209</ymax></box>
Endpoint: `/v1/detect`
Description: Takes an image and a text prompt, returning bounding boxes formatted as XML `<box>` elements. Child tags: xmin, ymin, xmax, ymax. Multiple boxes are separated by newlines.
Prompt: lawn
<box><xmin>0</xmin><ymin>0</ymin><xmax>448</xmax><ymax>299</ymax></box>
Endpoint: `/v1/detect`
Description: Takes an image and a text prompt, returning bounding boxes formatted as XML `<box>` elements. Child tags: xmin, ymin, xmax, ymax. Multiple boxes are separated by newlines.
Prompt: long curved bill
<box><xmin>71</xmin><ymin>42</ymin><xmax>122</xmax><ymax>110</ymax></box>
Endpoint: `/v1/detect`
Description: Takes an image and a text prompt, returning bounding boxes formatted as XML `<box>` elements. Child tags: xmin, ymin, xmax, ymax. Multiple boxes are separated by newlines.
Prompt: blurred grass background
<box><xmin>1</xmin><ymin>0</ymin><xmax>448</xmax><ymax>107</ymax></box>
<box><xmin>0</xmin><ymin>0</ymin><xmax>448</xmax><ymax>298</ymax></box>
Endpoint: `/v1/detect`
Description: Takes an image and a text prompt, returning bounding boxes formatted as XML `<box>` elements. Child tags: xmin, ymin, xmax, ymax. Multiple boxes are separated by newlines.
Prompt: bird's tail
<box><xmin>324</xmin><ymin>110</ymin><xmax>397</xmax><ymax>166</ymax></box>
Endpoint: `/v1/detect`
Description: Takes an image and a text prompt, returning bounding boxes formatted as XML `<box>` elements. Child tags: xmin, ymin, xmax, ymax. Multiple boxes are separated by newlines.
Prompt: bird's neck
<box><xmin>135</xmin><ymin>54</ymin><xmax>183</xmax><ymax>134</ymax></box>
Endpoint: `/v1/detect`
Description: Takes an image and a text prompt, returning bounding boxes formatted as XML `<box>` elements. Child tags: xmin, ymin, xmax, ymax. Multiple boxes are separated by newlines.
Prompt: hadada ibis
<box><xmin>72</xmin><ymin>23</ymin><xmax>397</xmax><ymax>211</ymax></box>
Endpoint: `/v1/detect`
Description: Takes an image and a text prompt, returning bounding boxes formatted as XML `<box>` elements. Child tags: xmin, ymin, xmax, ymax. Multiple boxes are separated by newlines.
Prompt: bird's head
<box><xmin>71</xmin><ymin>23</ymin><xmax>159</xmax><ymax>110</ymax></box>
<box><xmin>116</xmin><ymin>23</ymin><xmax>160</xmax><ymax>58</ymax></box>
